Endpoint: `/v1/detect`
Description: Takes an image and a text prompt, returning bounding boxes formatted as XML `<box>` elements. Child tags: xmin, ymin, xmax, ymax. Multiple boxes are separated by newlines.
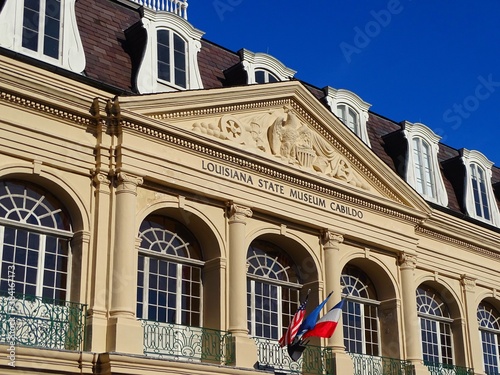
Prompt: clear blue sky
<box><xmin>189</xmin><ymin>1</ymin><xmax>500</xmax><ymax>166</ymax></box>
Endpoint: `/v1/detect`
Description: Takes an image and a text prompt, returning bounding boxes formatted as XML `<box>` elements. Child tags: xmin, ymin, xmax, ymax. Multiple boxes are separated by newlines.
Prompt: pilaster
<box><xmin>86</xmin><ymin>171</ymin><xmax>111</xmax><ymax>352</ymax></box>
<box><xmin>461</xmin><ymin>275</ymin><xmax>484</xmax><ymax>375</ymax></box>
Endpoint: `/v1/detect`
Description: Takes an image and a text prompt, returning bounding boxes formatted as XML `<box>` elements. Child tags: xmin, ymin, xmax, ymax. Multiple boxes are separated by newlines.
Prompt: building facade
<box><xmin>1</xmin><ymin>1</ymin><xmax>500</xmax><ymax>375</ymax></box>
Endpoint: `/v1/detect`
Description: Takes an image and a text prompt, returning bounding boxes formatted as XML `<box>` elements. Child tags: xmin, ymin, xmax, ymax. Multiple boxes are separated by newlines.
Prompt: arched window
<box><xmin>136</xmin><ymin>215</ymin><xmax>203</xmax><ymax>326</ymax></box>
<box><xmin>254</xmin><ymin>69</ymin><xmax>278</xmax><ymax>84</ymax></box>
<box><xmin>337</xmin><ymin>104</ymin><xmax>359</xmax><ymax>135</ymax></box>
<box><xmin>470</xmin><ymin>163</ymin><xmax>490</xmax><ymax>220</ymax></box>
<box><xmin>157</xmin><ymin>29</ymin><xmax>187</xmax><ymax>89</ymax></box>
<box><xmin>0</xmin><ymin>180</ymin><xmax>72</xmax><ymax>301</ymax></box>
<box><xmin>246</xmin><ymin>240</ymin><xmax>301</xmax><ymax>340</ymax></box>
<box><xmin>341</xmin><ymin>265</ymin><xmax>379</xmax><ymax>355</ymax></box>
<box><xmin>412</xmin><ymin>137</ymin><xmax>436</xmax><ymax>199</ymax></box>
<box><xmin>416</xmin><ymin>286</ymin><xmax>453</xmax><ymax>365</ymax></box>
<box><xmin>478</xmin><ymin>302</ymin><xmax>500</xmax><ymax>374</ymax></box>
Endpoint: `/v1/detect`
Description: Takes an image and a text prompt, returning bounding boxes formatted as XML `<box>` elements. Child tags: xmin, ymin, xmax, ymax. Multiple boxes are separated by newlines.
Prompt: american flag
<box><xmin>278</xmin><ymin>294</ymin><xmax>309</xmax><ymax>347</ymax></box>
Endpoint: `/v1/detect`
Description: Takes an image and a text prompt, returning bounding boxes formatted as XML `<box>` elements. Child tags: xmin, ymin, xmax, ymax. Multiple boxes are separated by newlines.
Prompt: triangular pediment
<box><xmin>118</xmin><ymin>81</ymin><xmax>431</xmax><ymax>214</ymax></box>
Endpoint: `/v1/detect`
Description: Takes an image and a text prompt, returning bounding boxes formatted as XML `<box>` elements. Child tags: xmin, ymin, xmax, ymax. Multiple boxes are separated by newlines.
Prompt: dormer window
<box><xmin>157</xmin><ymin>29</ymin><xmax>186</xmax><ymax>88</ymax></box>
<box><xmin>324</xmin><ymin>87</ymin><xmax>371</xmax><ymax>147</ymax></box>
<box><xmin>0</xmin><ymin>0</ymin><xmax>85</xmax><ymax>72</ymax></box>
<box><xmin>402</xmin><ymin>121</ymin><xmax>448</xmax><ymax>206</ymax></box>
<box><xmin>337</xmin><ymin>104</ymin><xmax>359</xmax><ymax>134</ymax></box>
<box><xmin>22</xmin><ymin>0</ymin><xmax>61</xmax><ymax>59</ymax></box>
<box><xmin>461</xmin><ymin>149</ymin><xmax>500</xmax><ymax>226</ymax></box>
<box><xmin>412</xmin><ymin>138</ymin><xmax>435</xmax><ymax>198</ymax></box>
<box><xmin>471</xmin><ymin>163</ymin><xmax>490</xmax><ymax>220</ymax></box>
<box><xmin>128</xmin><ymin>8</ymin><xmax>204</xmax><ymax>94</ymax></box>
<box><xmin>238</xmin><ymin>49</ymin><xmax>296</xmax><ymax>84</ymax></box>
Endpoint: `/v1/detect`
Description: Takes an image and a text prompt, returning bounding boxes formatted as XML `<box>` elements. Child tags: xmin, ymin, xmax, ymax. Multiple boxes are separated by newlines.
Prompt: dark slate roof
<box><xmin>3</xmin><ymin>0</ymin><xmax>500</xmax><ymax>229</ymax></box>
<box><xmin>76</xmin><ymin>0</ymin><xmax>140</xmax><ymax>93</ymax></box>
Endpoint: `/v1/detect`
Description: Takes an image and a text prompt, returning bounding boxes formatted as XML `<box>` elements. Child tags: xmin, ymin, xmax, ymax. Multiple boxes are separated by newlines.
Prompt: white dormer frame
<box><xmin>461</xmin><ymin>149</ymin><xmax>500</xmax><ymax>226</ymax></box>
<box><xmin>239</xmin><ymin>49</ymin><xmax>296</xmax><ymax>84</ymax></box>
<box><xmin>402</xmin><ymin>121</ymin><xmax>448</xmax><ymax>206</ymax></box>
<box><xmin>324</xmin><ymin>87</ymin><xmax>371</xmax><ymax>147</ymax></box>
<box><xmin>0</xmin><ymin>0</ymin><xmax>85</xmax><ymax>73</ymax></box>
<box><xmin>136</xmin><ymin>8</ymin><xmax>204</xmax><ymax>93</ymax></box>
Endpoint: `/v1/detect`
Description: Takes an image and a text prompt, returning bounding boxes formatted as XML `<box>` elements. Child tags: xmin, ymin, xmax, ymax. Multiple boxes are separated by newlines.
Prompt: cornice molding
<box><xmin>0</xmin><ymin>88</ymin><xmax>93</xmax><ymax>127</ymax></box>
<box><xmin>416</xmin><ymin>226</ymin><xmax>500</xmax><ymax>260</ymax></box>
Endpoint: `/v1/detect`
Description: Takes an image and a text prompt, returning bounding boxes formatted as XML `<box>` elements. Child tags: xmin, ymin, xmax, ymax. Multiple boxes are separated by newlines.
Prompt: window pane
<box><xmin>173</xmin><ymin>35</ymin><xmax>186</xmax><ymax>88</ymax></box>
<box><xmin>255</xmin><ymin>71</ymin><xmax>265</xmax><ymax>84</ymax></box>
<box><xmin>157</xmin><ymin>30</ymin><xmax>170</xmax><ymax>82</ymax></box>
<box><xmin>44</xmin><ymin>45</ymin><xmax>60</xmax><ymax>64</ymax></box>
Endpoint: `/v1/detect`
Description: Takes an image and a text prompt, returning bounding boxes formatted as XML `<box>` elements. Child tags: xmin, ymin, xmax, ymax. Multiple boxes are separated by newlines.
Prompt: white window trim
<box><xmin>461</xmin><ymin>148</ymin><xmax>500</xmax><ymax>226</ymax></box>
<box><xmin>324</xmin><ymin>87</ymin><xmax>371</xmax><ymax>147</ymax></box>
<box><xmin>402</xmin><ymin>121</ymin><xmax>448</xmax><ymax>206</ymax></box>
<box><xmin>0</xmin><ymin>0</ymin><xmax>85</xmax><ymax>73</ymax></box>
<box><xmin>135</xmin><ymin>8</ymin><xmax>204</xmax><ymax>93</ymax></box>
<box><xmin>239</xmin><ymin>48</ymin><xmax>296</xmax><ymax>84</ymax></box>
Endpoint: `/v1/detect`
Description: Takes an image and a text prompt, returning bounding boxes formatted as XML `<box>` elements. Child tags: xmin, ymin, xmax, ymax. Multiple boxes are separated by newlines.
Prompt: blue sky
<box><xmin>189</xmin><ymin>1</ymin><xmax>500</xmax><ymax>166</ymax></box>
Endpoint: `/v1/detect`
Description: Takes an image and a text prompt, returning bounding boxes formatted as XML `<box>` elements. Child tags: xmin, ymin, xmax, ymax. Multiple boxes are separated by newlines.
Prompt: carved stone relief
<box><xmin>192</xmin><ymin>106</ymin><xmax>369</xmax><ymax>190</ymax></box>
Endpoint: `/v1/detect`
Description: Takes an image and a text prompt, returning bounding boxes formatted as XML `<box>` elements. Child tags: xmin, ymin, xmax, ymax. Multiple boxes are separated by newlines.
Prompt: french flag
<box><xmin>301</xmin><ymin>299</ymin><xmax>345</xmax><ymax>339</ymax></box>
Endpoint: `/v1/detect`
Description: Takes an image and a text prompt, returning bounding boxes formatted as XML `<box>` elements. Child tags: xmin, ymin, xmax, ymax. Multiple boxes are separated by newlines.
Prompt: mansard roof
<box><xmin>1</xmin><ymin>0</ymin><xmax>499</xmax><ymax>231</ymax></box>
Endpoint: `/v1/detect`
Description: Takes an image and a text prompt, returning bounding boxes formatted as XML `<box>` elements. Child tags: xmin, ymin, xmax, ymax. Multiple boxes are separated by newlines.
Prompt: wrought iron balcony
<box><xmin>0</xmin><ymin>293</ymin><xmax>86</xmax><ymax>351</ymax></box>
<box><xmin>349</xmin><ymin>353</ymin><xmax>415</xmax><ymax>375</ymax></box>
<box><xmin>253</xmin><ymin>337</ymin><xmax>334</xmax><ymax>374</ymax></box>
<box><xmin>141</xmin><ymin>320</ymin><xmax>233</xmax><ymax>365</ymax></box>
<box><xmin>424</xmin><ymin>361</ymin><xmax>475</xmax><ymax>375</ymax></box>
<box><xmin>129</xmin><ymin>0</ymin><xmax>188</xmax><ymax>19</ymax></box>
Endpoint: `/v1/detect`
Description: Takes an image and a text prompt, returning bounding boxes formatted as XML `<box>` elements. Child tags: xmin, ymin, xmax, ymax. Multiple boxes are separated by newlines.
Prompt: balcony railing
<box><xmin>129</xmin><ymin>0</ymin><xmax>188</xmax><ymax>19</ymax></box>
<box><xmin>141</xmin><ymin>320</ymin><xmax>233</xmax><ymax>365</ymax></box>
<box><xmin>253</xmin><ymin>338</ymin><xmax>334</xmax><ymax>374</ymax></box>
<box><xmin>0</xmin><ymin>293</ymin><xmax>86</xmax><ymax>351</ymax></box>
<box><xmin>349</xmin><ymin>353</ymin><xmax>415</xmax><ymax>375</ymax></box>
<box><xmin>425</xmin><ymin>361</ymin><xmax>474</xmax><ymax>375</ymax></box>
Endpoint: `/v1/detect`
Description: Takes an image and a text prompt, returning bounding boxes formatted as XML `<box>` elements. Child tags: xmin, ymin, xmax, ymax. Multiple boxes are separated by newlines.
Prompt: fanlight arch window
<box><xmin>478</xmin><ymin>302</ymin><xmax>500</xmax><ymax>374</ymax></box>
<box><xmin>246</xmin><ymin>240</ymin><xmax>301</xmax><ymax>340</ymax></box>
<box><xmin>136</xmin><ymin>215</ymin><xmax>203</xmax><ymax>326</ymax></box>
<box><xmin>0</xmin><ymin>180</ymin><xmax>72</xmax><ymax>301</ymax></box>
<box><xmin>341</xmin><ymin>265</ymin><xmax>379</xmax><ymax>355</ymax></box>
<box><xmin>416</xmin><ymin>286</ymin><xmax>453</xmax><ymax>365</ymax></box>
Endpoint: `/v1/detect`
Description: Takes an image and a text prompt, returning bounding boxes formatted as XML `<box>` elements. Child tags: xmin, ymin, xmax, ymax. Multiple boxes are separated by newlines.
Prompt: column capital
<box><xmin>227</xmin><ymin>202</ymin><xmax>253</xmax><ymax>223</ymax></box>
<box><xmin>92</xmin><ymin>169</ymin><xmax>111</xmax><ymax>185</ymax></box>
<box><xmin>116</xmin><ymin>171</ymin><xmax>143</xmax><ymax>192</ymax></box>
<box><xmin>461</xmin><ymin>274</ymin><xmax>477</xmax><ymax>292</ymax></box>
<box><xmin>322</xmin><ymin>230</ymin><xmax>344</xmax><ymax>249</ymax></box>
<box><xmin>398</xmin><ymin>252</ymin><xmax>417</xmax><ymax>270</ymax></box>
